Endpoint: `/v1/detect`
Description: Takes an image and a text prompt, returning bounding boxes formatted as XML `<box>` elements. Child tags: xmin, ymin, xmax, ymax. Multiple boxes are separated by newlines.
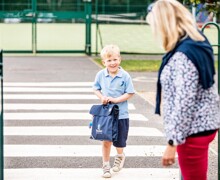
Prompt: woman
<box><xmin>146</xmin><ymin>0</ymin><xmax>220</xmax><ymax>180</ymax></box>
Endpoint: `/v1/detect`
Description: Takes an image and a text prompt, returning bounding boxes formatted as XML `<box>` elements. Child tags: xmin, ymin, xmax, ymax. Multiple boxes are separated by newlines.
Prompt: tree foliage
<box><xmin>187</xmin><ymin>0</ymin><xmax>220</xmax><ymax>14</ymax></box>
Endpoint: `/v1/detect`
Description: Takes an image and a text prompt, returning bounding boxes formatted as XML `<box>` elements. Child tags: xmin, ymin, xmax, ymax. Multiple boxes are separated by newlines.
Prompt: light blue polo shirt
<box><xmin>93</xmin><ymin>67</ymin><xmax>135</xmax><ymax>119</ymax></box>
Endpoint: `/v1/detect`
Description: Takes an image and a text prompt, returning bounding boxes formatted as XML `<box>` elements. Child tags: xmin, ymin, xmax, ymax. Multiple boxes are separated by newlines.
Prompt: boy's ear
<box><xmin>118</xmin><ymin>56</ymin><xmax>122</xmax><ymax>63</ymax></box>
<box><xmin>102</xmin><ymin>60</ymin><xmax>105</xmax><ymax>66</ymax></box>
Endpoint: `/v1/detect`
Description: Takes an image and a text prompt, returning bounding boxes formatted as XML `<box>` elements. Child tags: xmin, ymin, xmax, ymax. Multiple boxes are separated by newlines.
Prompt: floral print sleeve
<box><xmin>160</xmin><ymin>52</ymin><xmax>220</xmax><ymax>145</ymax></box>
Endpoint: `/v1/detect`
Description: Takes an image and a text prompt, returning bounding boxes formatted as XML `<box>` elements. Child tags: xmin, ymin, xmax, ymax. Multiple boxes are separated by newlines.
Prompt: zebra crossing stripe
<box><xmin>3</xmin><ymin>82</ymin><xmax>176</xmax><ymax>179</ymax></box>
<box><xmin>4</xmin><ymin>82</ymin><xmax>93</xmax><ymax>86</ymax></box>
<box><xmin>4</xmin><ymin>87</ymin><xmax>93</xmax><ymax>92</ymax></box>
<box><xmin>3</xmin><ymin>94</ymin><xmax>98</xmax><ymax>99</ymax></box>
<box><xmin>4</xmin><ymin>113</ymin><xmax>148</xmax><ymax>121</ymax></box>
<box><xmin>4</xmin><ymin>145</ymin><xmax>171</xmax><ymax>157</ymax></box>
<box><xmin>4</xmin><ymin>126</ymin><xmax>163</xmax><ymax>136</ymax></box>
<box><xmin>4</xmin><ymin>168</ymin><xmax>180</xmax><ymax>180</ymax></box>
<box><xmin>4</xmin><ymin>103</ymin><xmax>136</xmax><ymax>110</ymax></box>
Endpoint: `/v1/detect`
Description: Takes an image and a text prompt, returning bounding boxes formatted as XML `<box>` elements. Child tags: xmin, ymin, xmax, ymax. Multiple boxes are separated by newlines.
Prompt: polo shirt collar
<box><xmin>104</xmin><ymin>67</ymin><xmax>123</xmax><ymax>77</ymax></box>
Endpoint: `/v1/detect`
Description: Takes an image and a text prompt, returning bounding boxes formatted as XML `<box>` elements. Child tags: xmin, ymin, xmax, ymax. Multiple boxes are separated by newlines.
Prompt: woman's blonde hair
<box><xmin>100</xmin><ymin>44</ymin><xmax>121</xmax><ymax>60</ymax></box>
<box><xmin>146</xmin><ymin>0</ymin><xmax>205</xmax><ymax>52</ymax></box>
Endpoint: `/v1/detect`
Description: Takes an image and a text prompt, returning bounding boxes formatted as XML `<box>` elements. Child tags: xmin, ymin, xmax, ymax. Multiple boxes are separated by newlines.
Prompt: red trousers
<box><xmin>177</xmin><ymin>131</ymin><xmax>217</xmax><ymax>180</ymax></box>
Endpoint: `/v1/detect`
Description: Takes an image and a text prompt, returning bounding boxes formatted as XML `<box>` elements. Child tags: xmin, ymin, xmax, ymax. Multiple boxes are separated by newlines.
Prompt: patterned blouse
<box><xmin>160</xmin><ymin>52</ymin><xmax>220</xmax><ymax>145</ymax></box>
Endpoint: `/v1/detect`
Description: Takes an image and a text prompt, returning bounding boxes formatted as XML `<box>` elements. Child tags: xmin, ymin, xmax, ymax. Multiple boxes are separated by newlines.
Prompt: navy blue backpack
<box><xmin>89</xmin><ymin>104</ymin><xmax>119</xmax><ymax>142</ymax></box>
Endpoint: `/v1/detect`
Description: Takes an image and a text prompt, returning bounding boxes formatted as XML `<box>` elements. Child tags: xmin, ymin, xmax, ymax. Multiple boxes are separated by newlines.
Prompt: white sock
<box><xmin>103</xmin><ymin>161</ymin><xmax>110</xmax><ymax>166</ymax></box>
<box><xmin>117</xmin><ymin>153</ymin><xmax>124</xmax><ymax>157</ymax></box>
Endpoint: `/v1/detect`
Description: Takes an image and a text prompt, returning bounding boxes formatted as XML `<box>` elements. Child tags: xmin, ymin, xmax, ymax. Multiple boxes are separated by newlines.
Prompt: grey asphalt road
<box><xmin>3</xmin><ymin>55</ymin><xmax>218</xmax><ymax>180</ymax></box>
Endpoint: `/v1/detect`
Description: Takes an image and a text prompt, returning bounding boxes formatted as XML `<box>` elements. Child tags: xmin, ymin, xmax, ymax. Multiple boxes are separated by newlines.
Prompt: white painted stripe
<box><xmin>129</xmin><ymin>114</ymin><xmax>148</xmax><ymax>121</ymax></box>
<box><xmin>5</xmin><ymin>168</ymin><xmax>180</xmax><ymax>180</ymax></box>
<box><xmin>4</xmin><ymin>112</ymin><xmax>92</xmax><ymax>120</ymax></box>
<box><xmin>4</xmin><ymin>94</ymin><xmax>98</xmax><ymax>99</ymax></box>
<box><xmin>5</xmin><ymin>113</ymin><xmax>148</xmax><ymax>121</ymax></box>
<box><xmin>4</xmin><ymin>82</ymin><xmax>93</xmax><ymax>86</ymax></box>
<box><xmin>4</xmin><ymin>126</ymin><xmax>163</xmax><ymax>136</ymax></box>
<box><xmin>4</xmin><ymin>145</ymin><xmax>168</xmax><ymax>157</ymax></box>
<box><xmin>209</xmin><ymin>147</ymin><xmax>218</xmax><ymax>156</ymax></box>
<box><xmin>4</xmin><ymin>103</ymin><xmax>135</xmax><ymax>110</ymax></box>
<box><xmin>133</xmin><ymin>76</ymin><xmax>157</xmax><ymax>82</ymax></box>
<box><xmin>4</xmin><ymin>87</ymin><xmax>93</xmax><ymax>92</ymax></box>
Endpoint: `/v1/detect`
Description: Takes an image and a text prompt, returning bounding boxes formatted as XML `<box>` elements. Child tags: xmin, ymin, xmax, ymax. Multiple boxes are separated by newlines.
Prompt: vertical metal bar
<box><xmin>77</xmin><ymin>0</ymin><xmax>81</xmax><ymax>11</ymax></box>
<box><xmin>202</xmin><ymin>22</ymin><xmax>220</xmax><ymax>180</ymax></box>
<box><xmin>217</xmin><ymin>27</ymin><xmax>220</xmax><ymax>95</ymax></box>
<box><xmin>127</xmin><ymin>0</ymin><xmax>130</xmax><ymax>13</ymax></box>
<box><xmin>28</xmin><ymin>0</ymin><xmax>31</xmax><ymax>9</ymax></box>
<box><xmin>217</xmin><ymin>23</ymin><xmax>220</xmax><ymax>180</ymax></box>
<box><xmin>85</xmin><ymin>2</ymin><xmax>88</xmax><ymax>54</ymax></box>
<box><xmin>102</xmin><ymin>0</ymin><xmax>105</xmax><ymax>14</ymax></box>
<box><xmin>95</xmin><ymin>0</ymin><xmax>98</xmax><ymax>56</ymax></box>
<box><xmin>2</xmin><ymin>0</ymin><xmax>4</xmax><ymax>11</ymax></box>
<box><xmin>84</xmin><ymin>0</ymin><xmax>92</xmax><ymax>55</ymax></box>
<box><xmin>52</xmin><ymin>0</ymin><xmax>56</xmax><ymax>11</ymax></box>
<box><xmin>0</xmin><ymin>50</ymin><xmax>3</xmax><ymax>180</ymax></box>
<box><xmin>32</xmin><ymin>0</ymin><xmax>37</xmax><ymax>54</ymax></box>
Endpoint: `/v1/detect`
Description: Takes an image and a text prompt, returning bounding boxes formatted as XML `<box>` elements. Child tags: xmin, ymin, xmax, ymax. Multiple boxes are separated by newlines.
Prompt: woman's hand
<box><xmin>162</xmin><ymin>145</ymin><xmax>176</xmax><ymax>166</ymax></box>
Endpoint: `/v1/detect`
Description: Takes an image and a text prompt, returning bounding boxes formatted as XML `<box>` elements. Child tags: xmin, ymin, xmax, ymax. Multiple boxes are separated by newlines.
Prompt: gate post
<box><xmin>0</xmin><ymin>50</ymin><xmax>4</xmax><ymax>180</ymax></box>
<box><xmin>202</xmin><ymin>22</ymin><xmax>220</xmax><ymax>180</ymax></box>
<box><xmin>84</xmin><ymin>0</ymin><xmax>92</xmax><ymax>55</ymax></box>
<box><xmin>32</xmin><ymin>0</ymin><xmax>37</xmax><ymax>54</ymax></box>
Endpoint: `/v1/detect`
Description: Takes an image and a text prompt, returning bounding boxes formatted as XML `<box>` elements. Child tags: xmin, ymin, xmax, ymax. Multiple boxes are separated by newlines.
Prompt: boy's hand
<box><xmin>101</xmin><ymin>96</ymin><xmax>109</xmax><ymax>104</ymax></box>
<box><xmin>107</xmin><ymin>97</ymin><xmax>118</xmax><ymax>104</ymax></box>
<box><xmin>107</xmin><ymin>93</ymin><xmax>134</xmax><ymax>104</ymax></box>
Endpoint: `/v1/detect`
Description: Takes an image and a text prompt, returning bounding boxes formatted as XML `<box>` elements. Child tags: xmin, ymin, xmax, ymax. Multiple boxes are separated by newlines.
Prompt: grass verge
<box><xmin>94</xmin><ymin>58</ymin><xmax>218</xmax><ymax>72</ymax></box>
<box><xmin>94</xmin><ymin>59</ymin><xmax>161</xmax><ymax>72</ymax></box>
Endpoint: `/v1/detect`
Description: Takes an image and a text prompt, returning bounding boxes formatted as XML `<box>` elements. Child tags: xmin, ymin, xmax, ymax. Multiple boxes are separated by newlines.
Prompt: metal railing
<box><xmin>0</xmin><ymin>50</ymin><xmax>3</xmax><ymax>180</ymax></box>
<box><xmin>202</xmin><ymin>22</ymin><xmax>220</xmax><ymax>180</ymax></box>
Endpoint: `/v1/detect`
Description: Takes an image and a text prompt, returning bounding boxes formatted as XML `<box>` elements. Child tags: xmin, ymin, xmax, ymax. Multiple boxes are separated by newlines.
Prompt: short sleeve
<box><xmin>93</xmin><ymin>72</ymin><xmax>101</xmax><ymax>91</ymax></box>
<box><xmin>125</xmin><ymin>75</ymin><xmax>135</xmax><ymax>94</ymax></box>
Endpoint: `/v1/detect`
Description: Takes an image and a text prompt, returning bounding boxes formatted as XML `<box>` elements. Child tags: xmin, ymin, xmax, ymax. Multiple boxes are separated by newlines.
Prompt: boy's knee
<box><xmin>103</xmin><ymin>141</ymin><xmax>112</xmax><ymax>148</ymax></box>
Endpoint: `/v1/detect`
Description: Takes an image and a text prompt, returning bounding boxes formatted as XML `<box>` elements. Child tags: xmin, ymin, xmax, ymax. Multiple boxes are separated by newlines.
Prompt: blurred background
<box><xmin>0</xmin><ymin>0</ymin><xmax>219</xmax><ymax>55</ymax></box>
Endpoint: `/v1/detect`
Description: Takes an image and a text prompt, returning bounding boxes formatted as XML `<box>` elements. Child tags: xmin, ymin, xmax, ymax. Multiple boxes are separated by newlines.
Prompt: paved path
<box><xmin>2</xmin><ymin>56</ymin><xmax>218</xmax><ymax>179</ymax></box>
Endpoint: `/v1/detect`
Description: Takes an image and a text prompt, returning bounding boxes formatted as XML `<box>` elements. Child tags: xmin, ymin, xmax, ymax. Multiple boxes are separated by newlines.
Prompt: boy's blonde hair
<box><xmin>100</xmin><ymin>44</ymin><xmax>121</xmax><ymax>60</ymax></box>
<box><xmin>146</xmin><ymin>0</ymin><xmax>205</xmax><ymax>52</ymax></box>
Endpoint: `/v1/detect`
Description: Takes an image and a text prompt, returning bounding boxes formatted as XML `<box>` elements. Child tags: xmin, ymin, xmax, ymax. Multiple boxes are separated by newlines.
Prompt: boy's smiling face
<box><xmin>102</xmin><ymin>54</ymin><xmax>121</xmax><ymax>76</ymax></box>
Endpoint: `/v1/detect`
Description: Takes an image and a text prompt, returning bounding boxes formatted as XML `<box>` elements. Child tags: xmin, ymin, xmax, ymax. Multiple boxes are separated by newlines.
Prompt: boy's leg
<box><xmin>116</xmin><ymin>147</ymin><xmax>123</xmax><ymax>154</ymax></box>
<box><xmin>113</xmin><ymin>147</ymin><xmax>125</xmax><ymax>172</ymax></box>
<box><xmin>112</xmin><ymin>118</ymin><xmax>129</xmax><ymax>172</ymax></box>
<box><xmin>102</xmin><ymin>141</ymin><xmax>112</xmax><ymax>178</ymax></box>
<box><xmin>102</xmin><ymin>141</ymin><xmax>112</xmax><ymax>162</ymax></box>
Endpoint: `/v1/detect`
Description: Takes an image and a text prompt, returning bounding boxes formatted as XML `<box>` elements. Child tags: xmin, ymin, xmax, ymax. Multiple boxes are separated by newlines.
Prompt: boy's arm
<box><xmin>108</xmin><ymin>93</ymin><xmax>134</xmax><ymax>104</ymax></box>
<box><xmin>93</xmin><ymin>90</ymin><xmax>109</xmax><ymax>104</ymax></box>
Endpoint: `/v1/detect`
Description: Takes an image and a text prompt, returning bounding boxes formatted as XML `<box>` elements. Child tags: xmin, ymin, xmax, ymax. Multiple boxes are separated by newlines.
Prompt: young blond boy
<box><xmin>93</xmin><ymin>44</ymin><xmax>135</xmax><ymax>178</ymax></box>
